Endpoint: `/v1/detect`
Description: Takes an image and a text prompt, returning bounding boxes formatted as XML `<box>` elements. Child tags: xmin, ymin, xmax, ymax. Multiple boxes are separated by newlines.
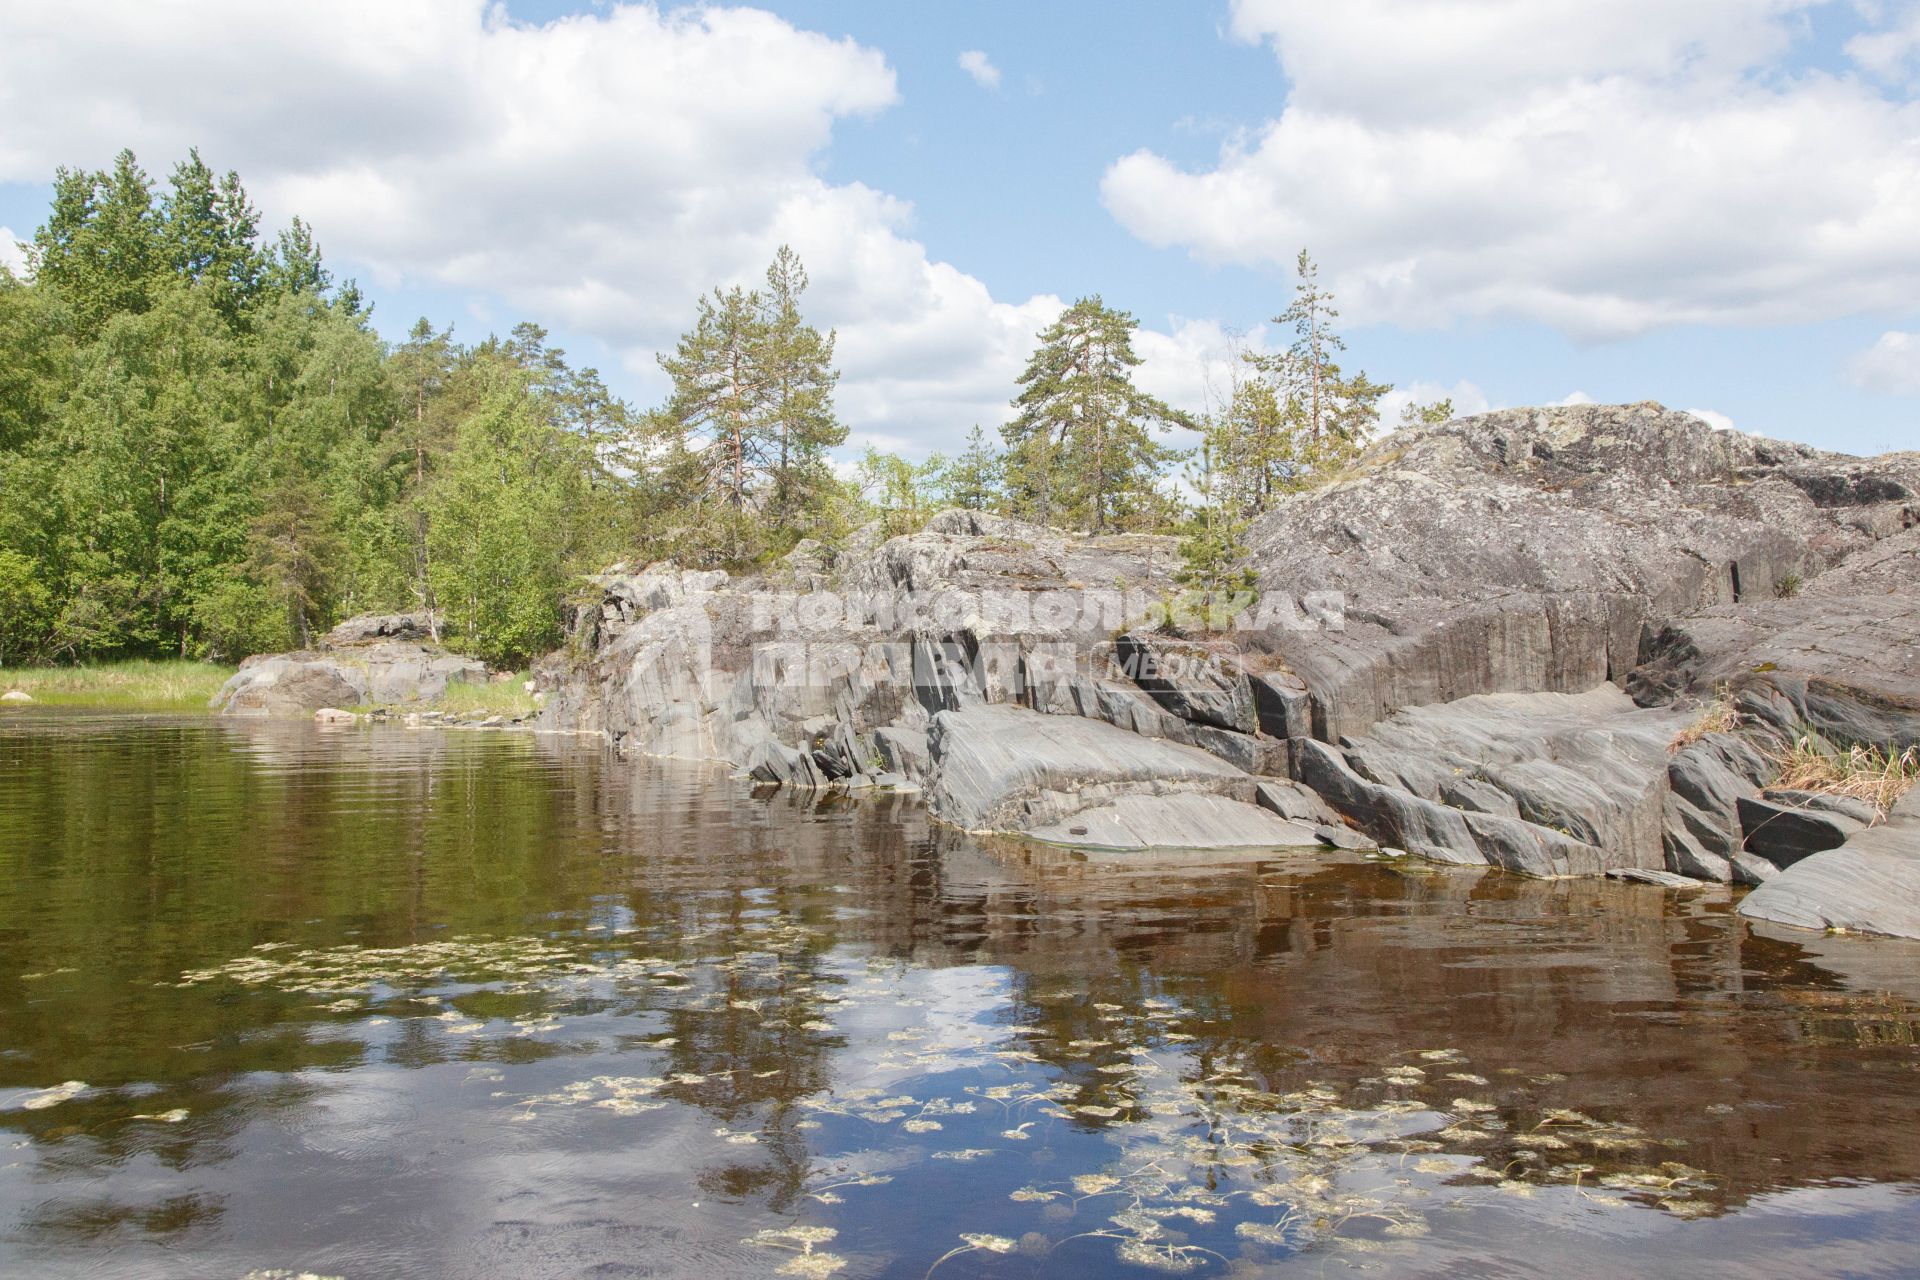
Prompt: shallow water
<box><xmin>1</xmin><ymin>711</ymin><xmax>1918</xmax><ymax>1279</ymax></box>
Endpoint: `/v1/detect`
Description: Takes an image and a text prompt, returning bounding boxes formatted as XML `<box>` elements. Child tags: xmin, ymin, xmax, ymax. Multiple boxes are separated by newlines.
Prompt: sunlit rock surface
<box><xmin>538</xmin><ymin>404</ymin><xmax>1919</xmax><ymax>908</ymax></box>
<box><xmin>214</xmin><ymin>612</ymin><xmax>487</xmax><ymax>715</ymax></box>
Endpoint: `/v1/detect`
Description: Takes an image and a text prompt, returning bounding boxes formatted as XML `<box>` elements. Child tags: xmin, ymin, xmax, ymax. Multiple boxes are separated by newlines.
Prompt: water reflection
<box><xmin>0</xmin><ymin>710</ymin><xmax>1917</xmax><ymax>1278</ymax></box>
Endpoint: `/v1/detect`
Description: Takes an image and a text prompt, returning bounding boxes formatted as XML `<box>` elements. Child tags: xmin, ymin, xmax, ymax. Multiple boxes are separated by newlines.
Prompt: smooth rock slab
<box><xmin>926</xmin><ymin>704</ymin><xmax>1252</xmax><ymax>834</ymax></box>
<box><xmin>1737</xmin><ymin>807</ymin><xmax>1920</xmax><ymax>939</ymax></box>
<box><xmin>1026</xmin><ymin>792</ymin><xmax>1320</xmax><ymax>851</ymax></box>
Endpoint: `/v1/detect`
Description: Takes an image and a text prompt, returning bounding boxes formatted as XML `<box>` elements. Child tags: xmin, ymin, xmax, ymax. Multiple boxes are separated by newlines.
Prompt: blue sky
<box><xmin>3</xmin><ymin>0</ymin><xmax>1919</xmax><ymax>456</ymax></box>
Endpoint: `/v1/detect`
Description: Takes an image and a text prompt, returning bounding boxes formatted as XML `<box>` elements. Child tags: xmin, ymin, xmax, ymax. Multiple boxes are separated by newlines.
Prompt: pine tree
<box><xmin>1228</xmin><ymin>251</ymin><xmax>1391</xmax><ymax>499</ymax></box>
<box><xmin>1001</xmin><ymin>296</ymin><xmax>1189</xmax><ymax>532</ymax></box>
<box><xmin>1397</xmin><ymin>396</ymin><xmax>1455</xmax><ymax>428</ymax></box>
<box><xmin>936</xmin><ymin>425</ymin><xmax>1002</xmax><ymax>511</ymax></box>
<box><xmin>653</xmin><ymin>284</ymin><xmax>770</xmax><ymax>513</ymax></box>
<box><xmin>761</xmin><ymin>245</ymin><xmax>844</xmax><ymax>527</ymax></box>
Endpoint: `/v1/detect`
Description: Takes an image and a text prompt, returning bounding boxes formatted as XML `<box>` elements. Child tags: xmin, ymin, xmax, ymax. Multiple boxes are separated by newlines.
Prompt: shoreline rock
<box><xmin>528</xmin><ymin>403</ymin><xmax>1918</xmax><ymax>932</ymax></box>
<box><xmin>212</xmin><ymin>612</ymin><xmax>489</xmax><ymax>716</ymax></box>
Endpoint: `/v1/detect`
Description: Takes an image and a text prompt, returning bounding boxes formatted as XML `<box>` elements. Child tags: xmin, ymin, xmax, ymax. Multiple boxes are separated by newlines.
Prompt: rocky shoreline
<box><xmin>214</xmin><ymin>404</ymin><xmax>1920</xmax><ymax>939</ymax></box>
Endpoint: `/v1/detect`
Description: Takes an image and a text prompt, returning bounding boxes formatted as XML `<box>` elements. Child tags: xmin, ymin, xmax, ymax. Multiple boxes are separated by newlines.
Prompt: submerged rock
<box><xmin>1024</xmin><ymin>791</ymin><xmax>1320</xmax><ymax>851</ymax></box>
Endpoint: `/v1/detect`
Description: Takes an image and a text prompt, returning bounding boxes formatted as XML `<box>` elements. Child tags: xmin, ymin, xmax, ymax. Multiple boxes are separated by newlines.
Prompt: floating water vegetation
<box><xmin>8</xmin><ymin>1080</ymin><xmax>89</xmax><ymax>1111</ymax></box>
<box><xmin>165</xmin><ymin>917</ymin><xmax>1724</xmax><ymax>1275</ymax></box>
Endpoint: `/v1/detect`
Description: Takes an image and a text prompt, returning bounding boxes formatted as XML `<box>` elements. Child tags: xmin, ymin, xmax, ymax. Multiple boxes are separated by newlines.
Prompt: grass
<box><xmin>1770</xmin><ymin>730</ymin><xmax>1919</xmax><ymax>819</ymax></box>
<box><xmin>0</xmin><ymin>659</ymin><xmax>235</xmax><ymax>711</ymax></box>
<box><xmin>434</xmin><ymin>671</ymin><xmax>539</xmax><ymax>719</ymax></box>
<box><xmin>1671</xmin><ymin>690</ymin><xmax>1740</xmax><ymax>750</ymax></box>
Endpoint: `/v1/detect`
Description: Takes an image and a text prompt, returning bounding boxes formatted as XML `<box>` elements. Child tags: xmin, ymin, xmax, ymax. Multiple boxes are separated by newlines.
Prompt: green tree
<box><xmin>28</xmin><ymin>149</ymin><xmax>165</xmax><ymax>338</ymax></box>
<box><xmin>653</xmin><ymin>283</ymin><xmax>770</xmax><ymax>514</ymax></box>
<box><xmin>854</xmin><ymin>446</ymin><xmax>942</xmax><ymax>538</ymax></box>
<box><xmin>160</xmin><ymin>148</ymin><xmax>265</xmax><ymax>329</ymax></box>
<box><xmin>1001</xmin><ymin>296</ymin><xmax>1189</xmax><ymax>532</ymax></box>
<box><xmin>1398</xmin><ymin>395</ymin><xmax>1455</xmax><ymax>428</ymax></box>
<box><xmin>1238</xmin><ymin>251</ymin><xmax>1390</xmax><ymax>486</ymax></box>
<box><xmin>425</xmin><ymin>359</ymin><xmax>604</xmax><ymax>667</ymax></box>
<box><xmin>934</xmin><ymin>425</ymin><xmax>1002</xmax><ymax>512</ymax></box>
<box><xmin>1175</xmin><ymin>436</ymin><xmax>1258</xmax><ymax>630</ymax></box>
<box><xmin>0</xmin><ymin>548</ymin><xmax>53</xmax><ymax>664</ymax></box>
<box><xmin>760</xmin><ymin>246</ymin><xmax>844</xmax><ymax>529</ymax></box>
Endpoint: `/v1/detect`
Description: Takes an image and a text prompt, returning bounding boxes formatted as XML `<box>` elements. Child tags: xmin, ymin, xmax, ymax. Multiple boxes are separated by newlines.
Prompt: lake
<box><xmin>2</xmin><ymin>711</ymin><xmax>1918</xmax><ymax>1278</ymax></box>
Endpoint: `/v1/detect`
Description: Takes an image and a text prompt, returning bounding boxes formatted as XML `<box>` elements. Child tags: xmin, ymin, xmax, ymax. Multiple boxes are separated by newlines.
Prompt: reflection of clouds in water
<box><xmin>823</xmin><ymin>962</ymin><xmax>1015</xmax><ymax>1090</ymax></box>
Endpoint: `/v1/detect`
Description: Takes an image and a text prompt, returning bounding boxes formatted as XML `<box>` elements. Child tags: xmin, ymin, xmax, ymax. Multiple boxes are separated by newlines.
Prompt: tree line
<box><xmin>0</xmin><ymin>149</ymin><xmax>1440</xmax><ymax>669</ymax></box>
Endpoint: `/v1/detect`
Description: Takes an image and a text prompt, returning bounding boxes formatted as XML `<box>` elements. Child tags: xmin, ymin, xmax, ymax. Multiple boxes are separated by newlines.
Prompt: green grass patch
<box><xmin>0</xmin><ymin>660</ymin><xmax>235</xmax><ymax>711</ymax></box>
<box><xmin>435</xmin><ymin>671</ymin><xmax>538</xmax><ymax>719</ymax></box>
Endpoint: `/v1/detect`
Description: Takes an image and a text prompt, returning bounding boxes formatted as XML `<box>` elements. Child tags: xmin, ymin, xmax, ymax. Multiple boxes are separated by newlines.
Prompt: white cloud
<box><xmin>1378</xmin><ymin>379</ymin><xmax>1489</xmax><ymax>431</ymax></box>
<box><xmin>958</xmin><ymin>49</ymin><xmax>1002</xmax><ymax>90</ymax></box>
<box><xmin>1104</xmin><ymin>0</ymin><xmax>1920</xmax><ymax>339</ymax></box>
<box><xmin>1847</xmin><ymin>3</ymin><xmax>1920</xmax><ymax>79</ymax></box>
<box><xmin>1131</xmin><ymin>318</ymin><xmax>1276</xmax><ymax>419</ymax></box>
<box><xmin>1551</xmin><ymin>390</ymin><xmax>1597</xmax><ymax>407</ymax></box>
<box><xmin>0</xmin><ymin>1</ymin><xmax>1064</xmax><ymax>452</ymax></box>
<box><xmin>1686</xmin><ymin>407</ymin><xmax>1739</xmax><ymax>432</ymax></box>
<box><xmin>0</xmin><ymin>227</ymin><xmax>24</xmax><ymax>277</ymax></box>
<box><xmin>1846</xmin><ymin>329</ymin><xmax>1920</xmax><ymax>393</ymax></box>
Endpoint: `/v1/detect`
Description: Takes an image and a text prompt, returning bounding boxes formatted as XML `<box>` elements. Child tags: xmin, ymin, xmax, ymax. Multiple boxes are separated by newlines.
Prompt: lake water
<box><xmin>2</xmin><ymin>711</ymin><xmax>1918</xmax><ymax>1279</ymax></box>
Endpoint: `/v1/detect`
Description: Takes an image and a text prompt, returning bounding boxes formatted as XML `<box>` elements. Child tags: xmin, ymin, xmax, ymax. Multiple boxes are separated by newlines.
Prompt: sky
<box><xmin>2</xmin><ymin>0</ymin><xmax>1919</xmax><ymax>457</ymax></box>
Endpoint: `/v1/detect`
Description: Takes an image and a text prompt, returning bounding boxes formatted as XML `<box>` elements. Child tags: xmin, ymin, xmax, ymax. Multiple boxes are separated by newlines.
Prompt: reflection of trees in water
<box><xmin>5</xmin><ymin>719</ymin><xmax>1920</xmax><ymax>1257</ymax></box>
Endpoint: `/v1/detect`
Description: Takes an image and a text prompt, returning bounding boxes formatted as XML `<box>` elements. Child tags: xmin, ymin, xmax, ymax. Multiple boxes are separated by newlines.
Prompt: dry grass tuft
<box><xmin>1771</xmin><ymin>731</ymin><xmax>1919</xmax><ymax>819</ymax></box>
<box><xmin>1671</xmin><ymin>693</ymin><xmax>1740</xmax><ymax>751</ymax></box>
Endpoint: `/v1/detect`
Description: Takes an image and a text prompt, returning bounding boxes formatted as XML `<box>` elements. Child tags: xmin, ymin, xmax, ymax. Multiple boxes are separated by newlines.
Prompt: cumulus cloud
<box><xmin>1847</xmin><ymin>3</ymin><xmax>1920</xmax><ymax>79</ymax></box>
<box><xmin>1847</xmin><ymin>330</ymin><xmax>1920</xmax><ymax>393</ymax></box>
<box><xmin>0</xmin><ymin>227</ymin><xmax>25</xmax><ymax>277</ymax></box>
<box><xmin>1377</xmin><ymin>379</ymin><xmax>1490</xmax><ymax>430</ymax></box>
<box><xmin>1686</xmin><ymin>407</ymin><xmax>1739</xmax><ymax>432</ymax></box>
<box><xmin>1131</xmin><ymin>318</ymin><xmax>1275</xmax><ymax>419</ymax></box>
<box><xmin>0</xmin><ymin>1</ymin><xmax>1065</xmax><ymax>452</ymax></box>
<box><xmin>1103</xmin><ymin>0</ymin><xmax>1920</xmax><ymax>339</ymax></box>
<box><xmin>958</xmin><ymin>49</ymin><xmax>1002</xmax><ymax>90</ymax></box>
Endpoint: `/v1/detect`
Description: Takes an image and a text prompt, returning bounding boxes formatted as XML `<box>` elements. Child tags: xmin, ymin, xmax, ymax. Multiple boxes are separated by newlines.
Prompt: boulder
<box><xmin>1</xmin><ymin>689</ymin><xmax>32</xmax><ymax>703</ymax></box>
<box><xmin>1245</xmin><ymin>404</ymin><xmax>1919</xmax><ymax>742</ymax></box>
<box><xmin>1296</xmin><ymin>686</ymin><xmax>1687</xmax><ymax>873</ymax></box>
<box><xmin>534</xmin><ymin>405</ymin><xmax>1920</xmax><ymax>873</ymax></box>
<box><xmin>1114</xmin><ymin>632</ymin><xmax>1257</xmax><ymax>733</ymax></box>
<box><xmin>1254</xmin><ymin>778</ymin><xmax>1346</xmax><ymax>827</ymax></box>
<box><xmin>1249</xmin><ymin>670</ymin><xmax>1313</xmax><ymax>740</ymax></box>
<box><xmin>217</xmin><ymin>656</ymin><xmax>366</xmax><ymax>716</ymax></box>
<box><xmin>1291</xmin><ymin>736</ymin><xmax>1609</xmax><ymax>876</ymax></box>
<box><xmin>214</xmin><ymin>639</ymin><xmax>487</xmax><ymax>716</ymax></box>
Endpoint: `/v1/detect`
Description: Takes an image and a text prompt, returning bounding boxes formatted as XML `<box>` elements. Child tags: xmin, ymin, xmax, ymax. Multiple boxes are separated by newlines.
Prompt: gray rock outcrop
<box><xmin>214</xmin><ymin>613</ymin><xmax>487</xmax><ymax>716</ymax></box>
<box><xmin>537</xmin><ymin>403</ymin><xmax>1920</xmax><ymax>923</ymax></box>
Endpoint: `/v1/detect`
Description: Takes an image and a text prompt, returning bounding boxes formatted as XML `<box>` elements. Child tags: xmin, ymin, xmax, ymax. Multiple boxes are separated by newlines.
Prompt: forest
<box><xmin>0</xmin><ymin>150</ymin><xmax>1435</xmax><ymax>669</ymax></box>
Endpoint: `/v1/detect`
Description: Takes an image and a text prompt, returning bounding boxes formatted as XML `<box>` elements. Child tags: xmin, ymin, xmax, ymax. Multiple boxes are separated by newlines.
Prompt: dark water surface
<box><xmin>2</xmin><ymin>711</ymin><xmax>1919</xmax><ymax>1279</ymax></box>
